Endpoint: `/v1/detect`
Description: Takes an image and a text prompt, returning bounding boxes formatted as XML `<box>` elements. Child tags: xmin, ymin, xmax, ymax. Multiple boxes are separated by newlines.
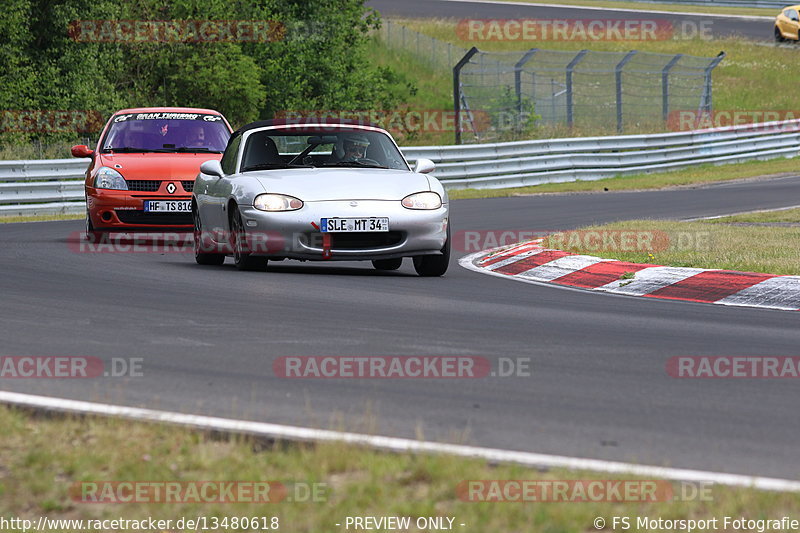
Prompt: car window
<box><xmin>221</xmin><ymin>134</ymin><xmax>242</xmax><ymax>175</ymax></box>
<box><xmin>101</xmin><ymin>112</ymin><xmax>230</xmax><ymax>153</ymax></box>
<box><xmin>240</xmin><ymin>128</ymin><xmax>409</xmax><ymax>171</ymax></box>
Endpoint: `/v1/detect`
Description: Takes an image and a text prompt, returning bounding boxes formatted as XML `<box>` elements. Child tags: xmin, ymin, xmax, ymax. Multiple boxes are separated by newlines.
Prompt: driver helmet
<box><xmin>343</xmin><ymin>134</ymin><xmax>370</xmax><ymax>158</ymax></box>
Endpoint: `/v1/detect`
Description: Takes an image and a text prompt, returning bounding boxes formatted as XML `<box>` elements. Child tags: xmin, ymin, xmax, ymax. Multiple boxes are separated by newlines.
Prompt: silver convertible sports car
<box><xmin>191</xmin><ymin>120</ymin><xmax>450</xmax><ymax>276</ymax></box>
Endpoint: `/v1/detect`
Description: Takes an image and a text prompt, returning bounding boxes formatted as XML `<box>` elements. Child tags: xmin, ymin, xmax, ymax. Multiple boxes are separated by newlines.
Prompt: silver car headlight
<box><xmin>254</xmin><ymin>193</ymin><xmax>303</xmax><ymax>212</ymax></box>
<box><xmin>93</xmin><ymin>167</ymin><xmax>128</xmax><ymax>190</ymax></box>
<box><xmin>402</xmin><ymin>191</ymin><xmax>442</xmax><ymax>210</ymax></box>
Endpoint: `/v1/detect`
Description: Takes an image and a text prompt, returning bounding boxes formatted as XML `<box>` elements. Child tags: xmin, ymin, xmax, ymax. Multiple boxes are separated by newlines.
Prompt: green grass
<box><xmin>546</xmin><ymin>214</ymin><xmax>800</xmax><ymax>275</ymax></box>
<box><xmin>0</xmin><ymin>141</ymin><xmax>90</xmax><ymax>161</ymax></box>
<box><xmin>448</xmin><ymin>157</ymin><xmax>799</xmax><ymax>199</ymax></box>
<box><xmin>2</xmin><ymin>405</ymin><xmax>798</xmax><ymax>532</ymax></box>
<box><xmin>381</xmin><ymin>19</ymin><xmax>799</xmax><ymax>140</ymax></box>
<box><xmin>0</xmin><ymin>214</ymin><xmax>83</xmax><ymax>223</ymax></box>
<box><xmin>368</xmin><ymin>36</ymin><xmax>456</xmax><ymax>146</ymax></box>
<box><xmin>708</xmin><ymin>207</ymin><xmax>800</xmax><ymax>223</ymax></box>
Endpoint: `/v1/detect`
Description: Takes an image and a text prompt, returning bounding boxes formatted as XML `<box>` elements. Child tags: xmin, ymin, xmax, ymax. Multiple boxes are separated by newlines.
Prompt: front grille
<box><xmin>181</xmin><ymin>181</ymin><xmax>194</xmax><ymax>192</ymax></box>
<box><xmin>307</xmin><ymin>231</ymin><xmax>404</xmax><ymax>250</ymax></box>
<box><xmin>115</xmin><ymin>211</ymin><xmax>192</xmax><ymax>225</ymax></box>
<box><xmin>126</xmin><ymin>180</ymin><xmax>161</xmax><ymax>192</ymax></box>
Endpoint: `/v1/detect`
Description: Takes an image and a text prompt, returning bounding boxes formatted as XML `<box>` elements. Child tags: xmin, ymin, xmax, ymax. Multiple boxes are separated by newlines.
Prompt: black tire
<box><xmin>775</xmin><ymin>27</ymin><xmax>784</xmax><ymax>42</ymax></box>
<box><xmin>231</xmin><ymin>207</ymin><xmax>268</xmax><ymax>271</ymax></box>
<box><xmin>84</xmin><ymin>209</ymin><xmax>105</xmax><ymax>242</ymax></box>
<box><xmin>413</xmin><ymin>225</ymin><xmax>450</xmax><ymax>277</ymax></box>
<box><xmin>372</xmin><ymin>258</ymin><xmax>403</xmax><ymax>271</ymax></box>
<box><xmin>193</xmin><ymin>206</ymin><xmax>225</xmax><ymax>266</ymax></box>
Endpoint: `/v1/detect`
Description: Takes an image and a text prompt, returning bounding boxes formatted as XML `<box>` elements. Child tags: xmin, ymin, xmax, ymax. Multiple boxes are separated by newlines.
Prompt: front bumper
<box><xmin>86</xmin><ymin>188</ymin><xmax>192</xmax><ymax>231</ymax></box>
<box><xmin>237</xmin><ymin>200</ymin><xmax>449</xmax><ymax>260</ymax></box>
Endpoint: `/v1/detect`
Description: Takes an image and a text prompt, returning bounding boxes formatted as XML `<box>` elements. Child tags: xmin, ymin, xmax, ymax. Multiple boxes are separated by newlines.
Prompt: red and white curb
<box><xmin>460</xmin><ymin>239</ymin><xmax>800</xmax><ymax>311</ymax></box>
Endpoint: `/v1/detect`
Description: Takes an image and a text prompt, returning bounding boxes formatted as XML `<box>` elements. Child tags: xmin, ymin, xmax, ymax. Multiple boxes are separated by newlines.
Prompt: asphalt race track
<box><xmin>2</xmin><ymin>176</ymin><xmax>800</xmax><ymax>480</ymax></box>
<box><xmin>367</xmin><ymin>0</ymin><xmax>773</xmax><ymax>42</ymax></box>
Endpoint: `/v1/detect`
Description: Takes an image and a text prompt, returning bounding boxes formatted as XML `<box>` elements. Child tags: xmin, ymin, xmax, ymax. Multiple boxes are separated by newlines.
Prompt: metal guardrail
<box><xmin>1</xmin><ymin>120</ymin><xmax>798</xmax><ymax>216</ymax></box>
<box><xmin>404</xmin><ymin>120</ymin><xmax>800</xmax><ymax>189</ymax></box>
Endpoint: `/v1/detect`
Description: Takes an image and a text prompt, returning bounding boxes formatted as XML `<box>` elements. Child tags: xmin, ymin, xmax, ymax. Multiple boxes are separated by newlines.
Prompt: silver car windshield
<box><xmin>240</xmin><ymin>128</ymin><xmax>409</xmax><ymax>172</ymax></box>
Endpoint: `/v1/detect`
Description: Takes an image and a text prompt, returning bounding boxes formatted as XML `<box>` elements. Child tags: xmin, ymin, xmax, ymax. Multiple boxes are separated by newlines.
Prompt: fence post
<box><xmin>453</xmin><ymin>47</ymin><xmax>480</xmax><ymax>145</ymax></box>
<box><xmin>565</xmin><ymin>50</ymin><xmax>588</xmax><ymax>129</ymax></box>
<box><xmin>701</xmin><ymin>51</ymin><xmax>726</xmax><ymax>114</ymax></box>
<box><xmin>661</xmin><ymin>53</ymin><xmax>683</xmax><ymax>123</ymax></box>
<box><xmin>615</xmin><ymin>50</ymin><xmax>637</xmax><ymax>133</ymax></box>
<box><xmin>515</xmin><ymin>49</ymin><xmax>538</xmax><ymax>122</ymax></box>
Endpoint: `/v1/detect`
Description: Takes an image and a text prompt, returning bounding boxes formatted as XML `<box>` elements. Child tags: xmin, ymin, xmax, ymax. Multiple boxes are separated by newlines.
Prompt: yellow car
<box><xmin>775</xmin><ymin>5</ymin><xmax>800</xmax><ymax>41</ymax></box>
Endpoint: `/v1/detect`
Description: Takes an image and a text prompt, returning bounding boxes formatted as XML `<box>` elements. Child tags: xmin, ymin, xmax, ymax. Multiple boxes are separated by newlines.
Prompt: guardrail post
<box><xmin>453</xmin><ymin>47</ymin><xmax>480</xmax><ymax>145</ymax></box>
<box><xmin>615</xmin><ymin>50</ymin><xmax>637</xmax><ymax>133</ymax></box>
<box><xmin>515</xmin><ymin>49</ymin><xmax>538</xmax><ymax>125</ymax></box>
<box><xmin>701</xmin><ymin>51</ymin><xmax>726</xmax><ymax>114</ymax></box>
<box><xmin>566</xmin><ymin>50</ymin><xmax>588</xmax><ymax>129</ymax></box>
<box><xmin>661</xmin><ymin>53</ymin><xmax>682</xmax><ymax>123</ymax></box>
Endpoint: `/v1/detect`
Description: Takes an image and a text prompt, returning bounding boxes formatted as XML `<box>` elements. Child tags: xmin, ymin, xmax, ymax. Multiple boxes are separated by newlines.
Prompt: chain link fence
<box><xmin>378</xmin><ymin>19</ymin><xmax>467</xmax><ymax>73</ymax></box>
<box><xmin>378</xmin><ymin>20</ymin><xmax>725</xmax><ymax>143</ymax></box>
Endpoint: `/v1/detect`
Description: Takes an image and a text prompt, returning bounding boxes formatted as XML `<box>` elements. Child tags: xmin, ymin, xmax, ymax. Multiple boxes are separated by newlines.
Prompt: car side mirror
<box><xmin>414</xmin><ymin>158</ymin><xmax>435</xmax><ymax>174</ymax></box>
<box><xmin>200</xmin><ymin>160</ymin><xmax>224</xmax><ymax>178</ymax></box>
<box><xmin>71</xmin><ymin>145</ymin><xmax>94</xmax><ymax>158</ymax></box>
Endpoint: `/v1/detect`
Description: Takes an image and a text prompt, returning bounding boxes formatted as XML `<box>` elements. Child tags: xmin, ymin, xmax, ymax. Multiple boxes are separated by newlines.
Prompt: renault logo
<box><xmin>350</xmin><ymin>201</ymin><xmax>358</xmax><ymax>207</ymax></box>
<box><xmin>166</xmin><ymin>182</ymin><xmax>177</xmax><ymax>194</ymax></box>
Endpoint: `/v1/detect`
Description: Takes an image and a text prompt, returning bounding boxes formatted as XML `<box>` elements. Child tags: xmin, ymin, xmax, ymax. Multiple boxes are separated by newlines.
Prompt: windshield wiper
<box><xmin>102</xmin><ymin>147</ymin><xmax>173</xmax><ymax>153</ymax></box>
<box><xmin>242</xmin><ymin>163</ymin><xmax>314</xmax><ymax>172</ymax></box>
<box><xmin>322</xmin><ymin>161</ymin><xmax>388</xmax><ymax>169</ymax></box>
<box><xmin>173</xmin><ymin>147</ymin><xmax>224</xmax><ymax>153</ymax></box>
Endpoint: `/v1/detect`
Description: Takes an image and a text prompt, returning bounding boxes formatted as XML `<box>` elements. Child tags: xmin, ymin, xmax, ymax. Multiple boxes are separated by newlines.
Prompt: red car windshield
<box><xmin>102</xmin><ymin>112</ymin><xmax>230</xmax><ymax>153</ymax></box>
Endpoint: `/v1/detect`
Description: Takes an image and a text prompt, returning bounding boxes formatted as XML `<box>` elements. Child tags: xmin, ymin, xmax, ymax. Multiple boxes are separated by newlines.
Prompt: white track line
<box><xmin>2</xmin><ymin>390</ymin><xmax>799</xmax><ymax>492</ymax></box>
<box><xmin>683</xmin><ymin>204</ymin><xmax>800</xmax><ymax>221</ymax></box>
<box><xmin>438</xmin><ymin>0</ymin><xmax>775</xmax><ymax>20</ymax></box>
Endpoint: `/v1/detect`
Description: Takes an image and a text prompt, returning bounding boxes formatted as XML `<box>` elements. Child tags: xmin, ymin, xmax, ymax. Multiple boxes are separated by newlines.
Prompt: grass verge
<box><xmin>448</xmin><ymin>158</ymin><xmax>800</xmax><ymax>199</ymax></box>
<box><xmin>545</xmin><ymin>210</ymin><xmax>800</xmax><ymax>275</ymax></box>
<box><xmin>0</xmin><ymin>214</ymin><xmax>83</xmax><ymax>223</ymax></box>
<box><xmin>1</xmin><ymin>405</ymin><xmax>797</xmax><ymax>532</ymax></box>
<box><xmin>484</xmin><ymin>0</ymin><xmax>776</xmax><ymax>17</ymax></box>
<box><xmin>386</xmin><ymin>19</ymin><xmax>798</xmax><ymax>139</ymax></box>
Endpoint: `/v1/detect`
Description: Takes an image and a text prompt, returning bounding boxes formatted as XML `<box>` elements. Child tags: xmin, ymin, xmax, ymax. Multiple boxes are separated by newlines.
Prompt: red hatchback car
<box><xmin>72</xmin><ymin>107</ymin><xmax>232</xmax><ymax>238</ymax></box>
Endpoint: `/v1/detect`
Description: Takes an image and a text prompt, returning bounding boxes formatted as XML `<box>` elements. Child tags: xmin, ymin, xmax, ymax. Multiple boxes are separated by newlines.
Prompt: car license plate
<box><xmin>321</xmin><ymin>217</ymin><xmax>389</xmax><ymax>232</ymax></box>
<box><xmin>144</xmin><ymin>200</ymin><xmax>190</xmax><ymax>212</ymax></box>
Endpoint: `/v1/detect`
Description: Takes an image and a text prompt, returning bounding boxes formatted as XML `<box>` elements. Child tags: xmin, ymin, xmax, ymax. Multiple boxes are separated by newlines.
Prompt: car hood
<box><xmin>245</xmin><ymin>168</ymin><xmax>431</xmax><ymax>201</ymax></box>
<box><xmin>98</xmin><ymin>152</ymin><xmax>221</xmax><ymax>180</ymax></box>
